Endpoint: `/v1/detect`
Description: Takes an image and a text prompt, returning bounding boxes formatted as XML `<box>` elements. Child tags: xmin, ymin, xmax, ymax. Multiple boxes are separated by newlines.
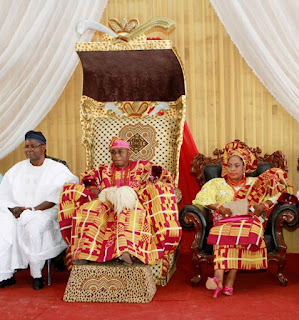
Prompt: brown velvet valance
<box><xmin>77</xmin><ymin>49</ymin><xmax>185</xmax><ymax>101</ymax></box>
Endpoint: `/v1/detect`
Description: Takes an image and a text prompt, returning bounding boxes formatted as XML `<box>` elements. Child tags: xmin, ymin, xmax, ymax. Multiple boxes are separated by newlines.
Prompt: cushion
<box><xmin>204</xmin><ymin>163</ymin><xmax>222</xmax><ymax>182</ymax></box>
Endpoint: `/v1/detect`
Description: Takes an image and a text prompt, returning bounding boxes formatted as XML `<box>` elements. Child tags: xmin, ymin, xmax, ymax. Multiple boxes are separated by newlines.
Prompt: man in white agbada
<box><xmin>0</xmin><ymin>130</ymin><xmax>78</xmax><ymax>290</ymax></box>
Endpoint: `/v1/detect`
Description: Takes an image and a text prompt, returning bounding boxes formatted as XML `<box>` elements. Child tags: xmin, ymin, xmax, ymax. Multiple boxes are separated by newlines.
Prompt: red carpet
<box><xmin>0</xmin><ymin>248</ymin><xmax>298</xmax><ymax>320</ymax></box>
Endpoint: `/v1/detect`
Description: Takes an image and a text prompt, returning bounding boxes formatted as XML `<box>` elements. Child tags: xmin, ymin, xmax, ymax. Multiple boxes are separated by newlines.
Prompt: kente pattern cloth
<box><xmin>207</xmin><ymin>216</ymin><xmax>264</xmax><ymax>247</ymax></box>
<box><xmin>192</xmin><ymin>167</ymin><xmax>293</xmax><ymax>271</ymax></box>
<box><xmin>58</xmin><ymin>160</ymin><xmax>182</xmax><ymax>265</ymax></box>
<box><xmin>221</xmin><ymin>140</ymin><xmax>258</xmax><ymax>178</ymax></box>
<box><xmin>213</xmin><ymin>243</ymin><xmax>267</xmax><ymax>271</ymax></box>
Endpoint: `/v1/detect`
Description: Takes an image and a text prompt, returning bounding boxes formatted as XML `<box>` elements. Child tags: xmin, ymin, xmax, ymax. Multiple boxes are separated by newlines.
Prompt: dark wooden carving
<box><xmin>260</xmin><ymin>150</ymin><xmax>288</xmax><ymax>172</ymax></box>
<box><xmin>180</xmin><ymin>139</ymin><xmax>298</xmax><ymax>287</ymax></box>
<box><xmin>190</xmin><ymin>153</ymin><xmax>221</xmax><ymax>188</ymax></box>
<box><xmin>267</xmin><ymin>209</ymin><xmax>296</xmax><ymax>286</ymax></box>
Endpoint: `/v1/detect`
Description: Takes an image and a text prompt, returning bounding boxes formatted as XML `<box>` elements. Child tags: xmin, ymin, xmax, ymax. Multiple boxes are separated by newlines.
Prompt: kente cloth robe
<box><xmin>0</xmin><ymin>159</ymin><xmax>78</xmax><ymax>281</ymax></box>
<box><xmin>59</xmin><ymin>160</ymin><xmax>182</xmax><ymax>266</ymax></box>
<box><xmin>192</xmin><ymin>168</ymin><xmax>293</xmax><ymax>270</ymax></box>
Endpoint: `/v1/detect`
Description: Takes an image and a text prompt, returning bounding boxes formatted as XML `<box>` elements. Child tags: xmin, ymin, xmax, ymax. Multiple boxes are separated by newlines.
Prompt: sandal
<box><xmin>223</xmin><ymin>286</ymin><xmax>234</xmax><ymax>296</ymax></box>
<box><xmin>206</xmin><ymin>277</ymin><xmax>223</xmax><ymax>298</ymax></box>
<box><xmin>213</xmin><ymin>287</ymin><xmax>223</xmax><ymax>298</ymax></box>
<box><xmin>206</xmin><ymin>277</ymin><xmax>218</xmax><ymax>290</ymax></box>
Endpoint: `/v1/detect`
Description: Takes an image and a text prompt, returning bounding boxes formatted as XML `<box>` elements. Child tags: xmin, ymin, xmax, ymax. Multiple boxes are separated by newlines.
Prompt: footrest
<box><xmin>63</xmin><ymin>261</ymin><xmax>157</xmax><ymax>303</ymax></box>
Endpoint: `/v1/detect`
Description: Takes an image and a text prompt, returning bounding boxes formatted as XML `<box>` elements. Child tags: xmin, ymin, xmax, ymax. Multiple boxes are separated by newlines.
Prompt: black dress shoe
<box><xmin>32</xmin><ymin>277</ymin><xmax>45</xmax><ymax>290</ymax></box>
<box><xmin>0</xmin><ymin>276</ymin><xmax>16</xmax><ymax>288</ymax></box>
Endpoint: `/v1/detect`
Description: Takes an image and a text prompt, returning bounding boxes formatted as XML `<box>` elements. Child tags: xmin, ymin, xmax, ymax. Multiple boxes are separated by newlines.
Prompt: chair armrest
<box><xmin>265</xmin><ymin>203</ymin><xmax>299</xmax><ymax>252</ymax></box>
<box><xmin>179</xmin><ymin>205</ymin><xmax>213</xmax><ymax>251</ymax></box>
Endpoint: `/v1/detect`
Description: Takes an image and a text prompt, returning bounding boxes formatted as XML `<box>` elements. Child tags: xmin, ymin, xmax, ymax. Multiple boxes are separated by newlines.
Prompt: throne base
<box><xmin>63</xmin><ymin>261</ymin><xmax>157</xmax><ymax>303</ymax></box>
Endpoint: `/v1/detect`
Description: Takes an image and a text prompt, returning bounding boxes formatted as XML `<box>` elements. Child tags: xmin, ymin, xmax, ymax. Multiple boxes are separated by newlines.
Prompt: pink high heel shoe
<box><xmin>223</xmin><ymin>286</ymin><xmax>234</xmax><ymax>296</ymax></box>
<box><xmin>206</xmin><ymin>277</ymin><xmax>222</xmax><ymax>298</ymax></box>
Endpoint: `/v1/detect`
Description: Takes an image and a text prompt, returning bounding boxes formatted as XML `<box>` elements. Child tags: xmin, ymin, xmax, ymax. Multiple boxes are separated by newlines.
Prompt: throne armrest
<box><xmin>265</xmin><ymin>203</ymin><xmax>299</xmax><ymax>252</ymax></box>
<box><xmin>179</xmin><ymin>205</ymin><xmax>213</xmax><ymax>251</ymax></box>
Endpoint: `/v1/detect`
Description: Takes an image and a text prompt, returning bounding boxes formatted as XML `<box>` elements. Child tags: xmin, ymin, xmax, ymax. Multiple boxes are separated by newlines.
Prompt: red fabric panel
<box><xmin>178</xmin><ymin>123</ymin><xmax>200</xmax><ymax>210</ymax></box>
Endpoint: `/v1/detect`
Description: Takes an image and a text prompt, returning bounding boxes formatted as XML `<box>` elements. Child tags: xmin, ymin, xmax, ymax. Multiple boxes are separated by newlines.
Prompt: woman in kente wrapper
<box><xmin>192</xmin><ymin>141</ymin><xmax>293</xmax><ymax>298</ymax></box>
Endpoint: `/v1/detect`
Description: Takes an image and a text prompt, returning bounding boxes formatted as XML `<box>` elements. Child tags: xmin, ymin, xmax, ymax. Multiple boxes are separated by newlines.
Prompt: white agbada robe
<box><xmin>0</xmin><ymin>158</ymin><xmax>78</xmax><ymax>281</ymax></box>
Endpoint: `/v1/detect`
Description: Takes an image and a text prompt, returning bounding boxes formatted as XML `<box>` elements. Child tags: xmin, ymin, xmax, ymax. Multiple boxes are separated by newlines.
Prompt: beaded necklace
<box><xmin>227</xmin><ymin>176</ymin><xmax>246</xmax><ymax>200</ymax></box>
<box><xmin>111</xmin><ymin>162</ymin><xmax>131</xmax><ymax>187</ymax></box>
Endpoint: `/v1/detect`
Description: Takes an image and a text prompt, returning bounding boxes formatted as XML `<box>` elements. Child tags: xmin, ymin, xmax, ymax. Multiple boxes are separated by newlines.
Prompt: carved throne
<box><xmin>179</xmin><ymin>140</ymin><xmax>298</xmax><ymax>287</ymax></box>
<box><xmin>63</xmin><ymin>18</ymin><xmax>186</xmax><ymax>303</ymax></box>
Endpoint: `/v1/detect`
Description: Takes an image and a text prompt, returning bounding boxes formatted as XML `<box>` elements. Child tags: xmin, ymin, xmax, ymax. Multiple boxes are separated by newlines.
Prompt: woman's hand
<box><xmin>219</xmin><ymin>206</ymin><xmax>233</xmax><ymax>218</ymax></box>
<box><xmin>207</xmin><ymin>204</ymin><xmax>232</xmax><ymax>218</ymax></box>
<box><xmin>9</xmin><ymin>206</ymin><xmax>26</xmax><ymax>218</ymax></box>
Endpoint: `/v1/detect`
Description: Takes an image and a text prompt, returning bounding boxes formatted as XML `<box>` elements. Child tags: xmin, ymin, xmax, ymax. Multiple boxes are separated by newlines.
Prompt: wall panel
<box><xmin>0</xmin><ymin>0</ymin><xmax>298</xmax><ymax>251</ymax></box>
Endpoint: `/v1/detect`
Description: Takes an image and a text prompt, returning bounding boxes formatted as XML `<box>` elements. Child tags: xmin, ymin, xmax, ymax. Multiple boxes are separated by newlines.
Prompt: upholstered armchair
<box><xmin>179</xmin><ymin>140</ymin><xmax>299</xmax><ymax>287</ymax></box>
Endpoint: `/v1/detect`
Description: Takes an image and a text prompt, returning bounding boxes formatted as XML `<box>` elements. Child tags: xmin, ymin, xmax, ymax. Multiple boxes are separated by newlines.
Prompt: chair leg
<box><xmin>191</xmin><ymin>273</ymin><xmax>202</xmax><ymax>286</ymax></box>
<box><xmin>276</xmin><ymin>258</ymin><xmax>288</xmax><ymax>286</ymax></box>
<box><xmin>47</xmin><ymin>259</ymin><xmax>51</xmax><ymax>286</ymax></box>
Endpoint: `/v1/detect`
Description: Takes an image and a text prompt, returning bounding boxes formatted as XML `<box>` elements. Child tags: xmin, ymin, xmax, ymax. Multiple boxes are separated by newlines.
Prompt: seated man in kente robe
<box><xmin>59</xmin><ymin>137</ymin><xmax>182</xmax><ymax>269</ymax></box>
<box><xmin>0</xmin><ymin>130</ymin><xmax>78</xmax><ymax>290</ymax></box>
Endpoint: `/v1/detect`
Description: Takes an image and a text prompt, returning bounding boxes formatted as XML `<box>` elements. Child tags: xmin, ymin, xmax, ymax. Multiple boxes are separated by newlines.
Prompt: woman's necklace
<box><xmin>227</xmin><ymin>176</ymin><xmax>246</xmax><ymax>200</ymax></box>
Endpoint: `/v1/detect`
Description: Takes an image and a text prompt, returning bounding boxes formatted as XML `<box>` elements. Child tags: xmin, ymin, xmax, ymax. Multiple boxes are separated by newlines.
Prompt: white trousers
<box><xmin>0</xmin><ymin>208</ymin><xmax>67</xmax><ymax>281</ymax></box>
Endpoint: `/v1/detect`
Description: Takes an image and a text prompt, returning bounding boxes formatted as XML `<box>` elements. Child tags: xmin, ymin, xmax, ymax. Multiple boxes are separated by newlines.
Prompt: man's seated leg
<box><xmin>29</xmin><ymin>259</ymin><xmax>45</xmax><ymax>290</ymax></box>
<box><xmin>0</xmin><ymin>210</ymin><xmax>20</xmax><ymax>288</ymax></box>
<box><xmin>0</xmin><ymin>247</ymin><xmax>16</xmax><ymax>289</ymax></box>
<box><xmin>19</xmin><ymin>212</ymin><xmax>49</xmax><ymax>290</ymax></box>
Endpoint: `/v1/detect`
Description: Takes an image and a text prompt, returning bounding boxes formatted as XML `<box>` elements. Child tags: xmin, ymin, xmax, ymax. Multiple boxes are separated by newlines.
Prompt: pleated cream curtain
<box><xmin>210</xmin><ymin>0</ymin><xmax>299</xmax><ymax>121</ymax></box>
<box><xmin>0</xmin><ymin>0</ymin><xmax>108</xmax><ymax>159</ymax></box>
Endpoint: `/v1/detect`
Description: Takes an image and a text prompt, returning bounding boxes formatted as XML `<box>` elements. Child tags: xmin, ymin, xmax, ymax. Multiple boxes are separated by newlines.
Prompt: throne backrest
<box><xmin>80</xmin><ymin>98</ymin><xmax>185</xmax><ymax>186</ymax></box>
<box><xmin>191</xmin><ymin>139</ymin><xmax>288</xmax><ymax>188</ymax></box>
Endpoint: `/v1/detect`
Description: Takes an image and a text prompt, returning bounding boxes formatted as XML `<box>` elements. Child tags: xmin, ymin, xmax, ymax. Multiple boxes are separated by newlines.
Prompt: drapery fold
<box><xmin>0</xmin><ymin>0</ymin><xmax>108</xmax><ymax>159</ymax></box>
<box><xmin>210</xmin><ymin>0</ymin><xmax>299</xmax><ymax>122</ymax></box>
<box><xmin>178</xmin><ymin>123</ymin><xmax>200</xmax><ymax>210</ymax></box>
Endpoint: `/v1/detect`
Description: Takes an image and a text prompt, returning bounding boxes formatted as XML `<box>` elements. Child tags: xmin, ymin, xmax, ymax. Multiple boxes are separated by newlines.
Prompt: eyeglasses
<box><xmin>24</xmin><ymin>144</ymin><xmax>43</xmax><ymax>151</ymax></box>
<box><xmin>110</xmin><ymin>149</ymin><xmax>127</xmax><ymax>155</ymax></box>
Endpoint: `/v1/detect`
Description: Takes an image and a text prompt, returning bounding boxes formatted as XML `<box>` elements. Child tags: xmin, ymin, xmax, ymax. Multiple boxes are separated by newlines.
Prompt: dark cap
<box><xmin>25</xmin><ymin>130</ymin><xmax>46</xmax><ymax>145</ymax></box>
